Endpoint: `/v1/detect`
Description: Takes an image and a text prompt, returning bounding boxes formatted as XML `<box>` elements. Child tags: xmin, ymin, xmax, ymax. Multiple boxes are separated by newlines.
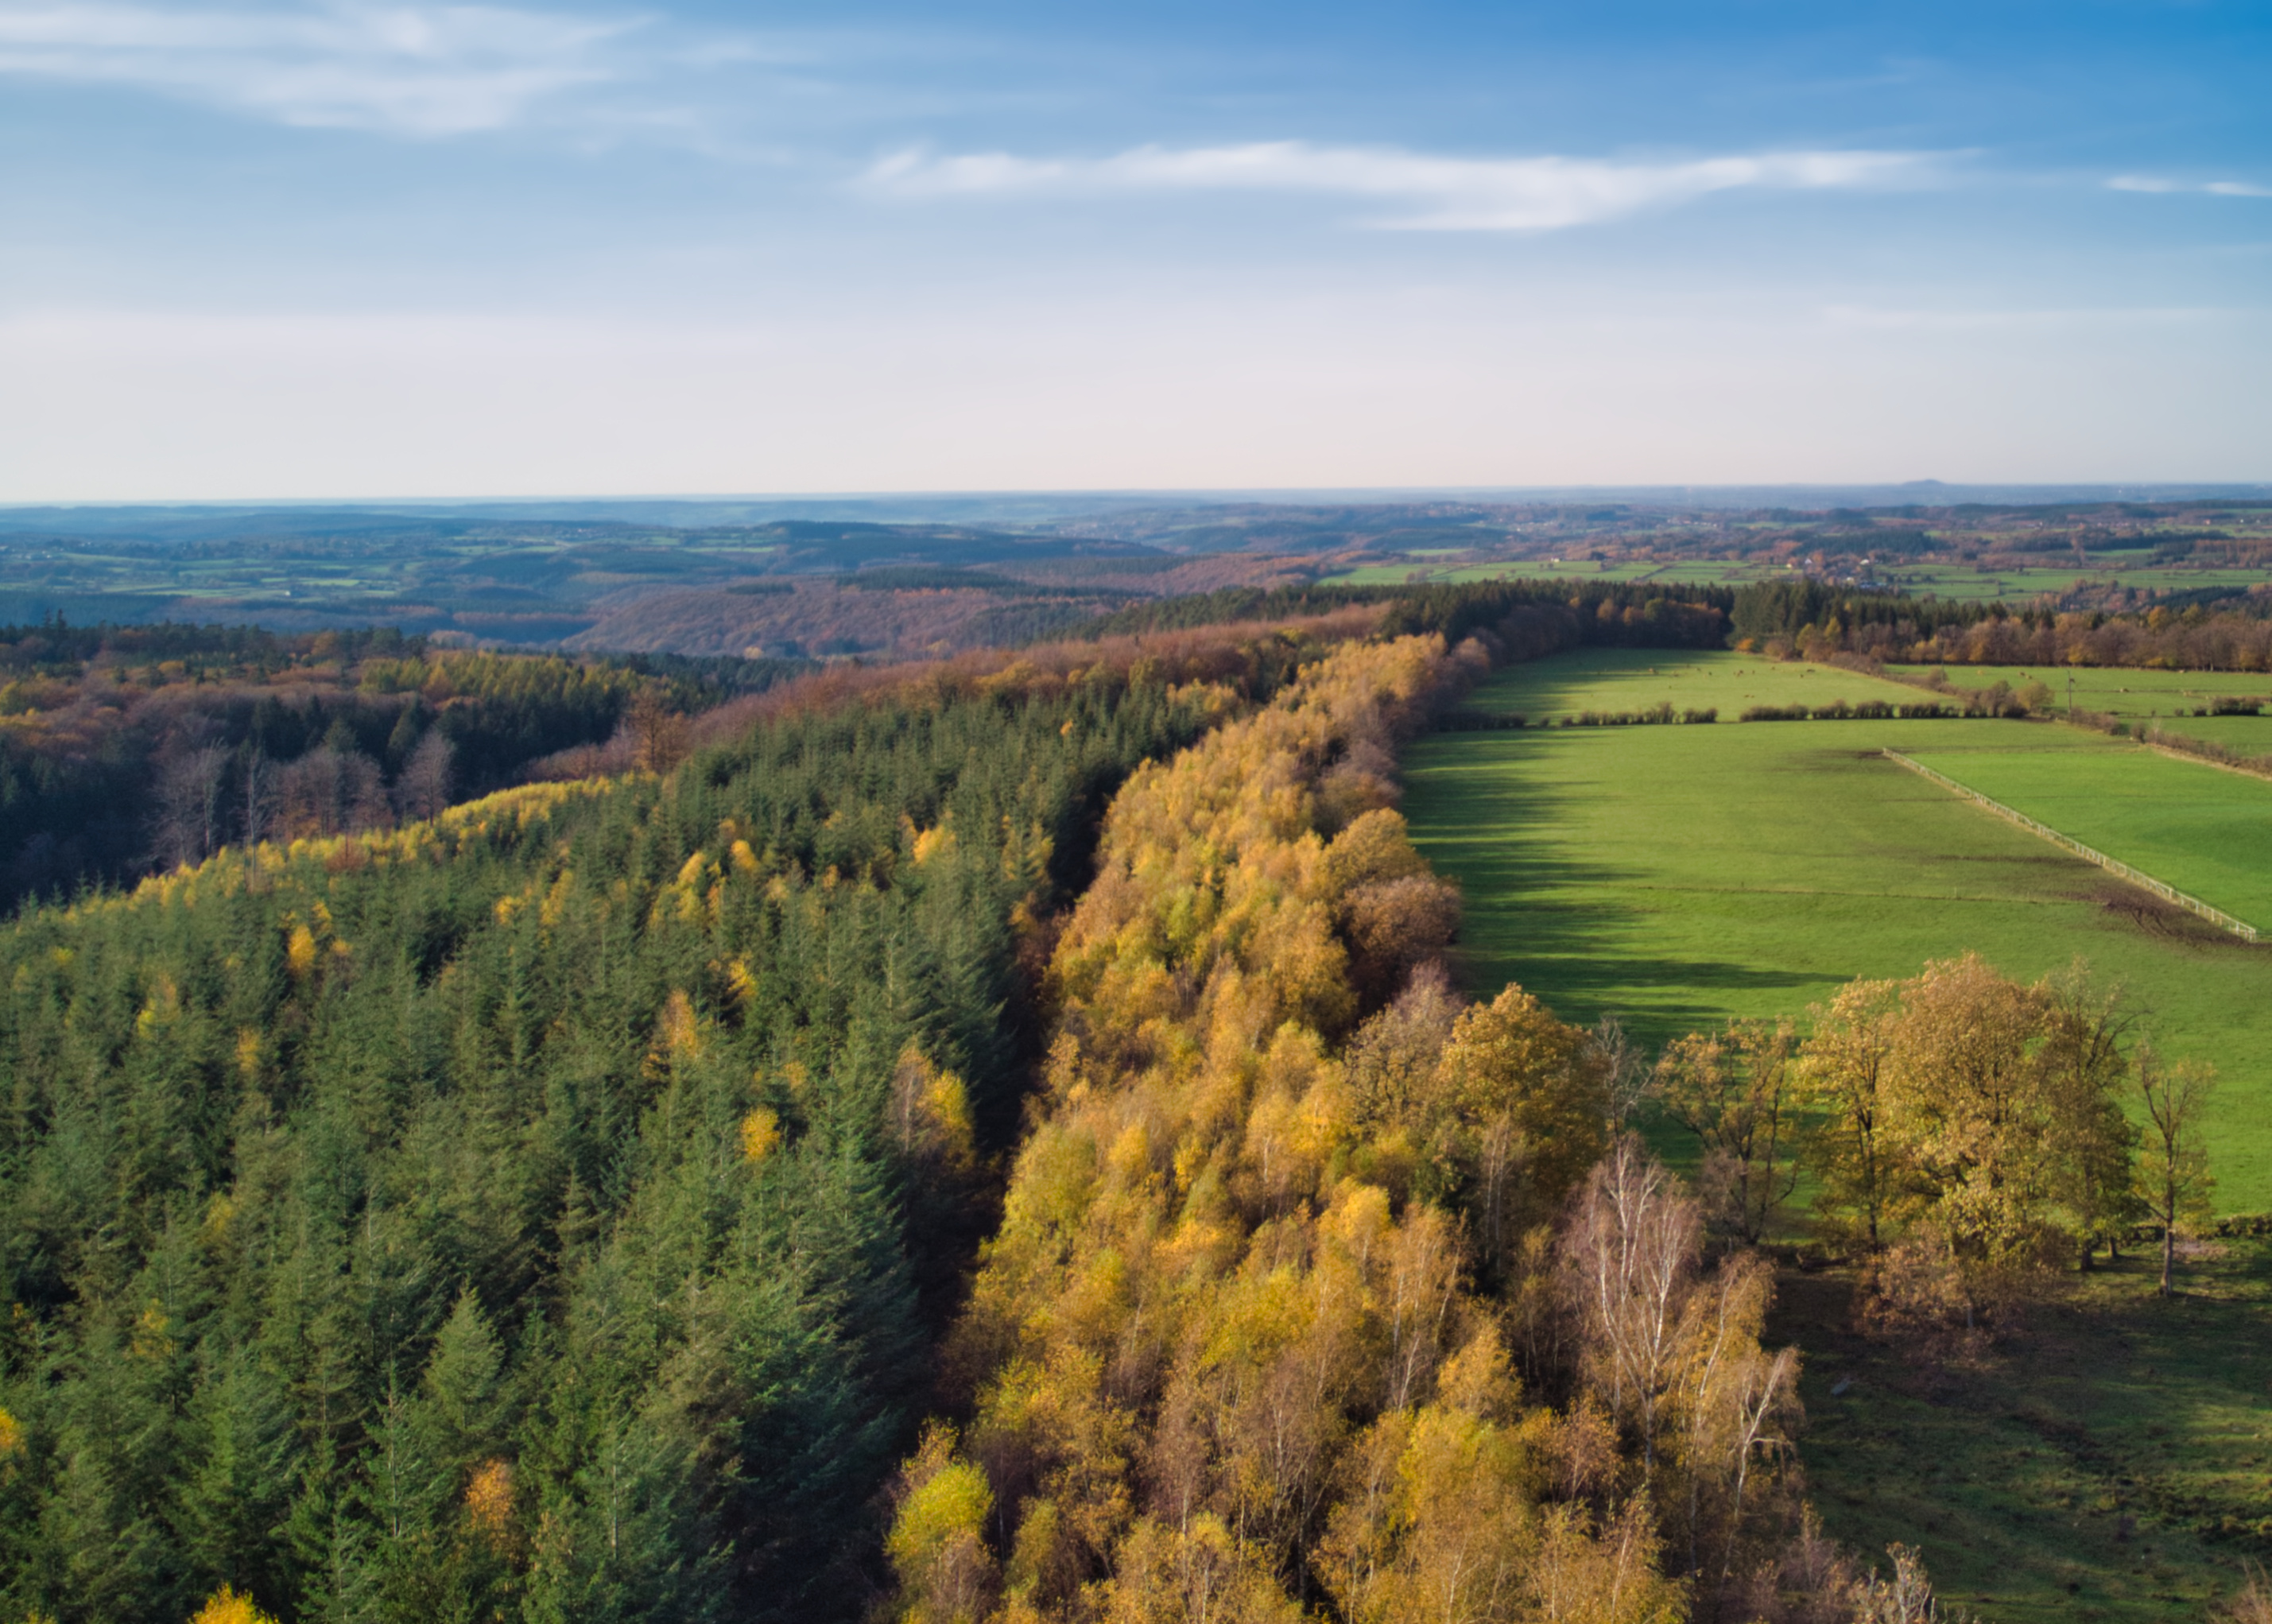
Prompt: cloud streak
<box><xmin>2108</xmin><ymin>174</ymin><xmax>2272</xmax><ymax>200</ymax></box>
<box><xmin>0</xmin><ymin>1</ymin><xmax>642</xmax><ymax>134</ymax></box>
<box><xmin>867</xmin><ymin>140</ymin><xmax>1940</xmax><ymax>231</ymax></box>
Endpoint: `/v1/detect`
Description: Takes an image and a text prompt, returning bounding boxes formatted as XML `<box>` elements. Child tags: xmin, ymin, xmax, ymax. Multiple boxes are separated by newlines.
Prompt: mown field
<box><xmin>1401</xmin><ymin>648</ymin><xmax>2272</xmax><ymax>1207</ymax></box>
<box><xmin>1403</xmin><ymin>646</ymin><xmax>2272</xmax><ymax>1620</ymax></box>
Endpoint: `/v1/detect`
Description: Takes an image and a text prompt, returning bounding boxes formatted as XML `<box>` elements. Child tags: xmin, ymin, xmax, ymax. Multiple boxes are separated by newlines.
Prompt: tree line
<box><xmin>1077</xmin><ymin>580</ymin><xmax>1735</xmax><ymax>653</ymax></box>
<box><xmin>1737</xmin><ymin>584</ymin><xmax>2272</xmax><ymax>672</ymax></box>
<box><xmin>885</xmin><ymin>634</ymin><xmax>1942</xmax><ymax>1624</ymax></box>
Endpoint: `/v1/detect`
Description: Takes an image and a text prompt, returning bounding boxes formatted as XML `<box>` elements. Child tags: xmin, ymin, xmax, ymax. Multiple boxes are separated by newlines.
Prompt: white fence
<box><xmin>1880</xmin><ymin>749</ymin><xmax>2260</xmax><ymax>944</ymax></box>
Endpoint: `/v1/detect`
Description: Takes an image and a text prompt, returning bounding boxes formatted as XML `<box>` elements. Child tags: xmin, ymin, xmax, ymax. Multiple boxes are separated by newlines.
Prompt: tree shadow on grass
<box><xmin>1412</xmin><ymin>758</ymin><xmax>1827</xmax><ymax>1045</ymax></box>
<box><xmin>1464</xmin><ymin>648</ymin><xmax>1727</xmax><ymax>719</ymax></box>
<box><xmin>1773</xmin><ymin>1242</ymin><xmax>2272</xmax><ymax>1617</ymax></box>
<box><xmin>1462</xmin><ymin>948</ymin><xmax>1828</xmax><ymax>1052</ymax></box>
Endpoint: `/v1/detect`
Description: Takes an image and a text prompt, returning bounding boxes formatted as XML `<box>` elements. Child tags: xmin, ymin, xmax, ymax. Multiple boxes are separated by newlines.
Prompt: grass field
<box><xmin>1324</xmin><ymin>556</ymin><xmax>2272</xmax><ymax>602</ymax></box>
<box><xmin>1875</xmin><ymin>564</ymin><xmax>2272</xmax><ymax>602</ymax></box>
<box><xmin>1905</xmin><ymin>740</ymin><xmax>2272</xmax><ymax>932</ymax></box>
<box><xmin>1402</xmin><ymin>649</ymin><xmax>2272</xmax><ymax>1207</ymax></box>
<box><xmin>1402</xmin><ymin>647</ymin><xmax>2272</xmax><ymax>1619</ymax></box>
<box><xmin>1778</xmin><ymin>1243</ymin><xmax>2272</xmax><ymax>1621</ymax></box>
<box><xmin>1896</xmin><ymin>665</ymin><xmax>2272</xmax><ymax>755</ymax></box>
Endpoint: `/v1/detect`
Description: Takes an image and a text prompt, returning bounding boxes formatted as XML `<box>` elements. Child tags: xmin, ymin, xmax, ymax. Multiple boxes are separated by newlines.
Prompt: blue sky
<box><xmin>2</xmin><ymin>0</ymin><xmax>2266</xmax><ymax>498</ymax></box>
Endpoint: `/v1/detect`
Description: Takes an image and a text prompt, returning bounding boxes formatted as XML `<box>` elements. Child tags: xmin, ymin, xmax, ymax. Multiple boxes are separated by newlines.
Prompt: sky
<box><xmin>1</xmin><ymin>0</ymin><xmax>2267</xmax><ymax>499</ymax></box>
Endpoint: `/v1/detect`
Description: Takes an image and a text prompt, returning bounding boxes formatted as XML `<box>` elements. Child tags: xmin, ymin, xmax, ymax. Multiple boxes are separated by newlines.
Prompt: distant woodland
<box><xmin>0</xmin><ymin>622</ymin><xmax>797</xmax><ymax>910</ymax></box>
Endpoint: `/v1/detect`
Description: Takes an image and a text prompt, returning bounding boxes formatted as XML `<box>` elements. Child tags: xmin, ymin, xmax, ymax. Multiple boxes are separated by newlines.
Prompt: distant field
<box><xmin>1898</xmin><ymin>664</ymin><xmax>2272</xmax><ymax>754</ymax></box>
<box><xmin>1875</xmin><ymin>563</ymin><xmax>2272</xmax><ymax>601</ymax></box>
<box><xmin>1325</xmin><ymin>559</ymin><xmax>1791</xmax><ymax>587</ymax></box>
<box><xmin>1324</xmin><ymin>554</ymin><xmax>2272</xmax><ymax>603</ymax></box>
<box><xmin>1402</xmin><ymin>648</ymin><xmax>2272</xmax><ymax>1207</ymax></box>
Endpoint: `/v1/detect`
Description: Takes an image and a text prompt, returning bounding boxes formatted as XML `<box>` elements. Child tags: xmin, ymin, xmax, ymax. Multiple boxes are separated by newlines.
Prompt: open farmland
<box><xmin>1401</xmin><ymin>648</ymin><xmax>2272</xmax><ymax>1207</ymax></box>
<box><xmin>1325</xmin><ymin>552</ymin><xmax>2272</xmax><ymax>603</ymax></box>
<box><xmin>1405</xmin><ymin>647</ymin><xmax>2272</xmax><ymax>1619</ymax></box>
<box><xmin>1901</xmin><ymin>664</ymin><xmax>2272</xmax><ymax>754</ymax></box>
<box><xmin>1905</xmin><ymin>739</ymin><xmax>2272</xmax><ymax>932</ymax></box>
<box><xmin>1872</xmin><ymin>562</ymin><xmax>2272</xmax><ymax>602</ymax></box>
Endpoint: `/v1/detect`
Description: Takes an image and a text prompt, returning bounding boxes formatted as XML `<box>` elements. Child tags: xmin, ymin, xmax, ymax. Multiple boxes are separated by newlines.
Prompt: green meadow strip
<box><xmin>1881</xmin><ymin>747</ymin><xmax>2260</xmax><ymax>942</ymax></box>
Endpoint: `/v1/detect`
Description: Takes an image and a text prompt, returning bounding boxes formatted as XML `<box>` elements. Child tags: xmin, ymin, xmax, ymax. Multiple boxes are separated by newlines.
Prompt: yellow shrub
<box><xmin>739</xmin><ymin>1107</ymin><xmax>781</xmax><ymax>1166</ymax></box>
<box><xmin>189</xmin><ymin>1584</ymin><xmax>279</xmax><ymax>1624</ymax></box>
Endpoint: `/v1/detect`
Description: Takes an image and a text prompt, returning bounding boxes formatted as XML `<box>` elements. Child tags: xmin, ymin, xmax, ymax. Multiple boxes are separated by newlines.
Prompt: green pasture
<box><xmin>1896</xmin><ymin>664</ymin><xmax>2272</xmax><ymax>755</ymax></box>
<box><xmin>1326</xmin><ymin>553</ymin><xmax>2272</xmax><ymax>600</ymax></box>
<box><xmin>1320</xmin><ymin>559</ymin><xmax>1794</xmax><ymax>588</ymax></box>
<box><xmin>1906</xmin><ymin>740</ymin><xmax>2272</xmax><ymax>931</ymax></box>
<box><xmin>1460</xmin><ymin>647</ymin><xmax>1955</xmax><ymax>719</ymax></box>
<box><xmin>1430</xmin><ymin>560</ymin><xmax>1675</xmax><ymax>584</ymax></box>
<box><xmin>1779</xmin><ymin>1242</ymin><xmax>2272</xmax><ymax>1622</ymax></box>
<box><xmin>1876</xmin><ymin>567</ymin><xmax>2085</xmax><ymax>601</ymax></box>
<box><xmin>1402</xmin><ymin>648</ymin><xmax>2272</xmax><ymax>1207</ymax></box>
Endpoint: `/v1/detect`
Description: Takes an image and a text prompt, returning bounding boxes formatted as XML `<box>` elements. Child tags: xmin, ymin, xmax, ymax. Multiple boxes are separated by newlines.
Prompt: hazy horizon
<box><xmin>6</xmin><ymin>483</ymin><xmax>2272</xmax><ymax>525</ymax></box>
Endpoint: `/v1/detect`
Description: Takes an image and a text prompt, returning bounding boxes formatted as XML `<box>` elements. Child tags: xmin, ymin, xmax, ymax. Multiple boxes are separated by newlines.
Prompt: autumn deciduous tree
<box><xmin>1789</xmin><ymin>955</ymin><xmax>2177</xmax><ymax>1339</ymax></box>
<box><xmin>2037</xmin><ymin>968</ymin><xmax>2145</xmax><ymax>1268</ymax></box>
<box><xmin>1655</xmin><ymin>1021</ymin><xmax>1801</xmax><ymax>1245</ymax></box>
<box><xmin>2135</xmin><ymin>1044</ymin><xmax>2216</xmax><ymax>1296</ymax></box>
<box><xmin>890</xmin><ymin>638</ymin><xmax>1820</xmax><ymax>1624</ymax></box>
<box><xmin>1881</xmin><ymin>956</ymin><xmax>2065</xmax><ymax>1274</ymax></box>
<box><xmin>191</xmin><ymin>1584</ymin><xmax>281</xmax><ymax>1624</ymax></box>
<box><xmin>891</xmin><ymin>1425</ymin><xmax>1000</xmax><ymax>1624</ymax></box>
<box><xmin>152</xmin><ymin>743</ymin><xmax>231</xmax><ymax>868</ymax></box>
<box><xmin>625</xmin><ymin>685</ymin><xmax>692</xmax><ymax>773</ymax></box>
<box><xmin>1425</xmin><ymin>983</ymin><xmax>1611</xmax><ymax>1273</ymax></box>
<box><xmin>1562</xmin><ymin>1138</ymin><xmax>1801</xmax><ymax>1600</ymax></box>
<box><xmin>1797</xmin><ymin>979</ymin><xmax>1902</xmax><ymax>1253</ymax></box>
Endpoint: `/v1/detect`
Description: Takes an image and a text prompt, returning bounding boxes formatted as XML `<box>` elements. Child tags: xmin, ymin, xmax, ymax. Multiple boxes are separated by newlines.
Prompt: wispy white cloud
<box><xmin>866</xmin><ymin>140</ymin><xmax>1941</xmax><ymax>231</ymax></box>
<box><xmin>2108</xmin><ymin>174</ymin><xmax>2272</xmax><ymax>199</ymax></box>
<box><xmin>0</xmin><ymin>1</ymin><xmax>645</xmax><ymax>134</ymax></box>
<box><xmin>1823</xmin><ymin>304</ymin><xmax>2231</xmax><ymax>332</ymax></box>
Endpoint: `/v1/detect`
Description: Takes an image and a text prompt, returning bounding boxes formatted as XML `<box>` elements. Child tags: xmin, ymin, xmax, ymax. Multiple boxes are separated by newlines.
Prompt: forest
<box><xmin>0</xmin><ymin>619</ymin><xmax>1351</xmax><ymax>1622</ymax></box>
<box><xmin>0</xmin><ymin>580</ymin><xmax>2256</xmax><ymax>1622</ymax></box>
<box><xmin>0</xmin><ymin>622</ymin><xmax>801</xmax><ymax>910</ymax></box>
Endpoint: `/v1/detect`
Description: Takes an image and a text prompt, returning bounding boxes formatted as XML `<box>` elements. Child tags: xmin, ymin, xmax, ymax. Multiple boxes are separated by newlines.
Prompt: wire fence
<box><xmin>1880</xmin><ymin>748</ymin><xmax>2260</xmax><ymax>944</ymax></box>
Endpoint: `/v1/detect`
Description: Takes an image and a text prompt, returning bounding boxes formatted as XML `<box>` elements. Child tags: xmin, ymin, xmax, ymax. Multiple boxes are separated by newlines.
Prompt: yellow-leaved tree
<box><xmin>888</xmin><ymin>635</ymin><xmax>1818</xmax><ymax>1624</ymax></box>
<box><xmin>1795</xmin><ymin>955</ymin><xmax>2157</xmax><ymax>1340</ymax></box>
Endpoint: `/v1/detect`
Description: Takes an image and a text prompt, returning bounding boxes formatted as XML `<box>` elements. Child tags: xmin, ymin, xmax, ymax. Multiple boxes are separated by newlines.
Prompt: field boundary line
<box><xmin>2135</xmin><ymin>738</ymin><xmax>2272</xmax><ymax>785</ymax></box>
<box><xmin>1880</xmin><ymin>749</ymin><xmax>2260</xmax><ymax>943</ymax></box>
